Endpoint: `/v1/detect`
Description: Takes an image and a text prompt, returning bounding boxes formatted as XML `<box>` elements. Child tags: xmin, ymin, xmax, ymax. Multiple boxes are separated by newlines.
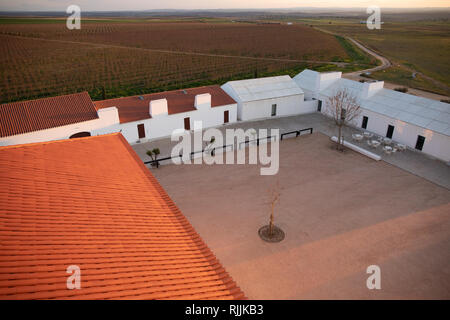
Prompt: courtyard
<box><xmin>150</xmin><ymin>132</ymin><xmax>450</xmax><ymax>299</ymax></box>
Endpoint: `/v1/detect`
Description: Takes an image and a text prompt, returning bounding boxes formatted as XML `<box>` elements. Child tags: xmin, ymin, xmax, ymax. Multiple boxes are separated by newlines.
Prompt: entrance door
<box><xmin>415</xmin><ymin>135</ymin><xmax>425</xmax><ymax>151</ymax></box>
<box><xmin>271</xmin><ymin>104</ymin><xmax>277</xmax><ymax>116</ymax></box>
<box><xmin>224</xmin><ymin>110</ymin><xmax>229</xmax><ymax>124</ymax></box>
<box><xmin>137</xmin><ymin>124</ymin><xmax>145</xmax><ymax>139</ymax></box>
<box><xmin>386</xmin><ymin>125</ymin><xmax>394</xmax><ymax>139</ymax></box>
<box><xmin>317</xmin><ymin>100</ymin><xmax>322</xmax><ymax>112</ymax></box>
<box><xmin>362</xmin><ymin>116</ymin><xmax>368</xmax><ymax>129</ymax></box>
<box><xmin>184</xmin><ymin>117</ymin><xmax>190</xmax><ymax>130</ymax></box>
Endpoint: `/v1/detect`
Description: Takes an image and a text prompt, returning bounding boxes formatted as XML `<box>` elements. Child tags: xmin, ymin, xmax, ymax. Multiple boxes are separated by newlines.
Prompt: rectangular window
<box><xmin>224</xmin><ymin>110</ymin><xmax>229</xmax><ymax>124</ymax></box>
<box><xmin>317</xmin><ymin>100</ymin><xmax>322</xmax><ymax>112</ymax></box>
<box><xmin>137</xmin><ymin>123</ymin><xmax>145</xmax><ymax>139</ymax></box>
<box><xmin>271</xmin><ymin>104</ymin><xmax>277</xmax><ymax>117</ymax></box>
<box><xmin>415</xmin><ymin>135</ymin><xmax>425</xmax><ymax>151</ymax></box>
<box><xmin>340</xmin><ymin>108</ymin><xmax>347</xmax><ymax>120</ymax></box>
<box><xmin>362</xmin><ymin>116</ymin><xmax>368</xmax><ymax>129</ymax></box>
<box><xmin>184</xmin><ymin>117</ymin><xmax>190</xmax><ymax>130</ymax></box>
<box><xmin>386</xmin><ymin>125</ymin><xmax>394</xmax><ymax>139</ymax></box>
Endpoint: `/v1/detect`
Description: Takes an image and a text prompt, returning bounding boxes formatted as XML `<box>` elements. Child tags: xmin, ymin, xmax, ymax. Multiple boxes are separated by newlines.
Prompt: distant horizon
<box><xmin>1</xmin><ymin>6</ymin><xmax>449</xmax><ymax>13</ymax></box>
<box><xmin>1</xmin><ymin>0</ymin><xmax>450</xmax><ymax>12</ymax></box>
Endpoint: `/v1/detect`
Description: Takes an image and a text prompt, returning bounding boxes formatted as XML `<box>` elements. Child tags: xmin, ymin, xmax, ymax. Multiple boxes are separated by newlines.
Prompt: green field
<box><xmin>297</xmin><ymin>18</ymin><xmax>450</xmax><ymax>96</ymax></box>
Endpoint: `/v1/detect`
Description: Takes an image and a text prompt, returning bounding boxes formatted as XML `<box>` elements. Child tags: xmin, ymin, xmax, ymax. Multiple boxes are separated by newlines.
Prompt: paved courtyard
<box><xmin>150</xmin><ymin>133</ymin><xmax>450</xmax><ymax>299</ymax></box>
<box><xmin>133</xmin><ymin>112</ymin><xmax>450</xmax><ymax>189</ymax></box>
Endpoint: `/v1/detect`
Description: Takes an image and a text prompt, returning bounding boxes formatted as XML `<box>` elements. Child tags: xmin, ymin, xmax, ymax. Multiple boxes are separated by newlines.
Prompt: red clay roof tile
<box><xmin>0</xmin><ymin>133</ymin><xmax>245</xmax><ymax>300</ymax></box>
<box><xmin>0</xmin><ymin>92</ymin><xmax>98</xmax><ymax>138</ymax></box>
<box><xmin>93</xmin><ymin>86</ymin><xmax>236</xmax><ymax>124</ymax></box>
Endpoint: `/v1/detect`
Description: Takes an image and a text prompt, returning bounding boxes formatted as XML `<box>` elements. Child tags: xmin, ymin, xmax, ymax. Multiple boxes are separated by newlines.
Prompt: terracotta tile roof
<box><xmin>0</xmin><ymin>92</ymin><xmax>98</xmax><ymax>138</ymax></box>
<box><xmin>94</xmin><ymin>86</ymin><xmax>236</xmax><ymax>124</ymax></box>
<box><xmin>0</xmin><ymin>134</ymin><xmax>245</xmax><ymax>300</ymax></box>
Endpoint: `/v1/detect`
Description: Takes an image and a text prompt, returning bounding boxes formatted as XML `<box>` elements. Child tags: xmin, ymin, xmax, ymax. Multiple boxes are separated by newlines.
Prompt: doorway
<box><xmin>415</xmin><ymin>135</ymin><xmax>425</xmax><ymax>151</ymax></box>
<box><xmin>184</xmin><ymin>117</ymin><xmax>190</xmax><ymax>130</ymax></box>
<box><xmin>362</xmin><ymin>116</ymin><xmax>368</xmax><ymax>129</ymax></box>
<box><xmin>224</xmin><ymin>110</ymin><xmax>229</xmax><ymax>124</ymax></box>
<box><xmin>137</xmin><ymin>124</ymin><xmax>145</xmax><ymax>139</ymax></box>
<box><xmin>386</xmin><ymin>125</ymin><xmax>394</xmax><ymax>139</ymax></box>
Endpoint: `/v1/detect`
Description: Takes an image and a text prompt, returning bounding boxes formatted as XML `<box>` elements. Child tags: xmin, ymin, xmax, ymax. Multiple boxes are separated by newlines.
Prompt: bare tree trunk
<box><xmin>337</xmin><ymin>125</ymin><xmax>342</xmax><ymax>151</ymax></box>
<box><xmin>269</xmin><ymin>204</ymin><xmax>274</xmax><ymax>236</ymax></box>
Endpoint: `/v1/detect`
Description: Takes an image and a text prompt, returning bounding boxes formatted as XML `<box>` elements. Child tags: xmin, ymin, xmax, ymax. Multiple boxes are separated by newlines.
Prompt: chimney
<box><xmin>362</xmin><ymin>81</ymin><xmax>384</xmax><ymax>99</ymax></box>
<box><xmin>97</xmin><ymin>107</ymin><xmax>120</xmax><ymax>125</ymax></box>
<box><xmin>149</xmin><ymin>99</ymin><xmax>168</xmax><ymax>117</ymax></box>
<box><xmin>194</xmin><ymin>93</ymin><xmax>211</xmax><ymax>111</ymax></box>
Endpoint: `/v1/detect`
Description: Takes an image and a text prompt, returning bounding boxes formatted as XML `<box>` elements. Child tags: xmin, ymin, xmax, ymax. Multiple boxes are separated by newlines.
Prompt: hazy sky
<box><xmin>1</xmin><ymin>0</ymin><xmax>449</xmax><ymax>11</ymax></box>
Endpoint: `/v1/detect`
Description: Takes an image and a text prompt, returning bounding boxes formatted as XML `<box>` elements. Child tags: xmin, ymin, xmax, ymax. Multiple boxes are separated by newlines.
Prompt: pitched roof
<box><xmin>0</xmin><ymin>92</ymin><xmax>98</xmax><ymax>138</ymax></box>
<box><xmin>320</xmin><ymin>79</ymin><xmax>450</xmax><ymax>137</ymax></box>
<box><xmin>0</xmin><ymin>134</ymin><xmax>245</xmax><ymax>300</ymax></box>
<box><xmin>94</xmin><ymin>86</ymin><xmax>236</xmax><ymax>124</ymax></box>
<box><xmin>222</xmin><ymin>75</ymin><xmax>304</xmax><ymax>103</ymax></box>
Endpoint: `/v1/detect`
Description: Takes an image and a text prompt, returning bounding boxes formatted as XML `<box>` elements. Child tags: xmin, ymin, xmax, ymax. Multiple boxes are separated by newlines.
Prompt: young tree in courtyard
<box><xmin>268</xmin><ymin>181</ymin><xmax>281</xmax><ymax>236</ymax></box>
<box><xmin>325</xmin><ymin>89</ymin><xmax>361</xmax><ymax>151</ymax></box>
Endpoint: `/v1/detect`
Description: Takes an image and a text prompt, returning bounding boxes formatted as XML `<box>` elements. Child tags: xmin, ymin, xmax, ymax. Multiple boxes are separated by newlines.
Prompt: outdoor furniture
<box><xmin>383</xmin><ymin>145</ymin><xmax>393</xmax><ymax>154</ymax></box>
<box><xmin>397</xmin><ymin>143</ymin><xmax>406</xmax><ymax>151</ymax></box>
<box><xmin>383</xmin><ymin>138</ymin><xmax>392</xmax><ymax>145</ymax></box>
<box><xmin>371</xmin><ymin>140</ymin><xmax>381</xmax><ymax>148</ymax></box>
<box><xmin>367</xmin><ymin>140</ymin><xmax>372</xmax><ymax>147</ymax></box>
<box><xmin>352</xmin><ymin>133</ymin><xmax>363</xmax><ymax>141</ymax></box>
<box><xmin>363</xmin><ymin>131</ymin><xmax>373</xmax><ymax>139</ymax></box>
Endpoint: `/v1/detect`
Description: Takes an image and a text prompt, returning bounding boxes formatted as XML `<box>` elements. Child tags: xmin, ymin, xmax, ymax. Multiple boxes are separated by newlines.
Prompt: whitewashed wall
<box><xmin>320</xmin><ymin>100</ymin><xmax>450</xmax><ymax>162</ymax></box>
<box><xmin>239</xmin><ymin>94</ymin><xmax>315</xmax><ymax>121</ymax></box>
<box><xmin>354</xmin><ymin>109</ymin><xmax>450</xmax><ymax>162</ymax></box>
<box><xmin>0</xmin><ymin>107</ymin><xmax>120</xmax><ymax>146</ymax></box>
<box><xmin>93</xmin><ymin>103</ymin><xmax>237</xmax><ymax>143</ymax></box>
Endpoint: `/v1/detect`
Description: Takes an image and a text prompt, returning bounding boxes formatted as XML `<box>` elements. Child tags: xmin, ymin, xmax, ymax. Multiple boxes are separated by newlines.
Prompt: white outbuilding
<box><xmin>0</xmin><ymin>86</ymin><xmax>237</xmax><ymax>146</ymax></box>
<box><xmin>294</xmin><ymin>69</ymin><xmax>450</xmax><ymax>162</ymax></box>
<box><xmin>221</xmin><ymin>75</ymin><xmax>317</xmax><ymax>121</ymax></box>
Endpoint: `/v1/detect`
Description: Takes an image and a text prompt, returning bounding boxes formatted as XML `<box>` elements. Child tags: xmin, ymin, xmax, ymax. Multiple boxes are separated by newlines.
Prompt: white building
<box><xmin>294</xmin><ymin>69</ymin><xmax>450</xmax><ymax>162</ymax></box>
<box><xmin>221</xmin><ymin>75</ymin><xmax>317</xmax><ymax>121</ymax></box>
<box><xmin>0</xmin><ymin>92</ymin><xmax>119</xmax><ymax>146</ymax></box>
<box><xmin>0</xmin><ymin>86</ymin><xmax>237</xmax><ymax>146</ymax></box>
<box><xmin>93</xmin><ymin>85</ymin><xmax>237</xmax><ymax>143</ymax></box>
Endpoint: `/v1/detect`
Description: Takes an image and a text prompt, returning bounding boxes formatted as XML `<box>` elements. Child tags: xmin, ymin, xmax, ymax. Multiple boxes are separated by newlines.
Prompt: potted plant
<box><xmin>146</xmin><ymin>148</ymin><xmax>161</xmax><ymax>168</ymax></box>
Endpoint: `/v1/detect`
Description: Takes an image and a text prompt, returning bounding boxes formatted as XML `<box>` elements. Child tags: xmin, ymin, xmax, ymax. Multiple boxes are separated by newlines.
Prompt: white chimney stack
<box><xmin>362</xmin><ymin>81</ymin><xmax>384</xmax><ymax>99</ymax></box>
<box><xmin>194</xmin><ymin>93</ymin><xmax>211</xmax><ymax>111</ymax></box>
<box><xmin>149</xmin><ymin>99</ymin><xmax>168</xmax><ymax>117</ymax></box>
<box><xmin>97</xmin><ymin>107</ymin><xmax>120</xmax><ymax>125</ymax></box>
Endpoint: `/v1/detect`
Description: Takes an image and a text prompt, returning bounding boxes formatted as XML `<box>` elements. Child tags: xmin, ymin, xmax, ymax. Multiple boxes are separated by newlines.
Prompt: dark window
<box><xmin>224</xmin><ymin>110</ymin><xmax>229</xmax><ymax>123</ymax></box>
<box><xmin>317</xmin><ymin>100</ymin><xmax>322</xmax><ymax>112</ymax></box>
<box><xmin>415</xmin><ymin>135</ymin><xmax>425</xmax><ymax>151</ymax></box>
<box><xmin>184</xmin><ymin>117</ymin><xmax>190</xmax><ymax>130</ymax></box>
<box><xmin>386</xmin><ymin>125</ymin><xmax>394</xmax><ymax>139</ymax></box>
<box><xmin>341</xmin><ymin>108</ymin><xmax>347</xmax><ymax>120</ymax></box>
<box><xmin>271</xmin><ymin>104</ymin><xmax>277</xmax><ymax>116</ymax></box>
<box><xmin>137</xmin><ymin>124</ymin><xmax>145</xmax><ymax>139</ymax></box>
<box><xmin>69</xmin><ymin>132</ymin><xmax>91</xmax><ymax>139</ymax></box>
<box><xmin>362</xmin><ymin>116</ymin><xmax>368</xmax><ymax>129</ymax></box>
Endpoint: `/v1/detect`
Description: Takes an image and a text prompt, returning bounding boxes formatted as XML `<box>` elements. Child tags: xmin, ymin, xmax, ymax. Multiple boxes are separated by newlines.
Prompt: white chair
<box><xmin>363</xmin><ymin>132</ymin><xmax>373</xmax><ymax>139</ymax></box>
